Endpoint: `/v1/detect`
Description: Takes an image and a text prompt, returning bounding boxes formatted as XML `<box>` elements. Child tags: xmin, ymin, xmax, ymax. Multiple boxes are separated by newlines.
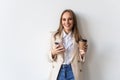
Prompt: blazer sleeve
<box><xmin>79</xmin><ymin>54</ymin><xmax>85</xmax><ymax>63</ymax></box>
<box><xmin>79</xmin><ymin>50</ymin><xmax>86</xmax><ymax>63</ymax></box>
<box><xmin>48</xmin><ymin>32</ymin><xmax>57</xmax><ymax>62</ymax></box>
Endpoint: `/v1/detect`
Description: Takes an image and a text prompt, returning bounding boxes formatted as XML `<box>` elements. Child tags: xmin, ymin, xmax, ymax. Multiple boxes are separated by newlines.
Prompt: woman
<box><xmin>48</xmin><ymin>9</ymin><xmax>88</xmax><ymax>80</ymax></box>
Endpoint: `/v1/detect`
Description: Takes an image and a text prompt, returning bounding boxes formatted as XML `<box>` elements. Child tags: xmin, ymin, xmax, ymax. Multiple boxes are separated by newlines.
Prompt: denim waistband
<box><xmin>61</xmin><ymin>64</ymin><xmax>71</xmax><ymax>68</ymax></box>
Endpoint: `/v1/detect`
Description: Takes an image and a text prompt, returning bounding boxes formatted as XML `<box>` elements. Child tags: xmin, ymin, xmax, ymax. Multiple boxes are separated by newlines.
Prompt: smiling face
<box><xmin>62</xmin><ymin>12</ymin><xmax>74</xmax><ymax>34</ymax></box>
<box><xmin>55</xmin><ymin>9</ymin><xmax>81</xmax><ymax>43</ymax></box>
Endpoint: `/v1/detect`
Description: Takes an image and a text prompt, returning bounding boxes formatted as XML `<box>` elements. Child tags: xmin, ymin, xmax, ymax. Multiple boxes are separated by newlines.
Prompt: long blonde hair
<box><xmin>54</xmin><ymin>9</ymin><xmax>82</xmax><ymax>43</ymax></box>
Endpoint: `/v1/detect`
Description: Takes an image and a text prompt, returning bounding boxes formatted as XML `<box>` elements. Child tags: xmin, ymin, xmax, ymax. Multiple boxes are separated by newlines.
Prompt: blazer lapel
<box><xmin>70</xmin><ymin>37</ymin><xmax>78</xmax><ymax>62</ymax></box>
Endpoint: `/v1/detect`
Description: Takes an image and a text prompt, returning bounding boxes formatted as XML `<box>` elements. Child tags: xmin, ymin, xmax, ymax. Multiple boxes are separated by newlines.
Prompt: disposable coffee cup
<box><xmin>79</xmin><ymin>39</ymin><xmax>87</xmax><ymax>50</ymax></box>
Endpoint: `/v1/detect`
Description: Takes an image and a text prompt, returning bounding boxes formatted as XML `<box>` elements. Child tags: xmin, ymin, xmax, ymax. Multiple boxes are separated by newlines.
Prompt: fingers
<box><xmin>56</xmin><ymin>46</ymin><xmax>65</xmax><ymax>53</ymax></box>
<box><xmin>53</xmin><ymin>46</ymin><xmax>65</xmax><ymax>54</ymax></box>
<box><xmin>82</xmin><ymin>44</ymin><xmax>88</xmax><ymax>52</ymax></box>
<box><xmin>84</xmin><ymin>44</ymin><xmax>88</xmax><ymax>49</ymax></box>
<box><xmin>55</xmin><ymin>44</ymin><xmax>60</xmax><ymax>48</ymax></box>
<box><xmin>56</xmin><ymin>49</ymin><xmax>65</xmax><ymax>53</ymax></box>
<box><xmin>80</xmin><ymin>50</ymin><xmax>85</xmax><ymax>55</ymax></box>
<box><xmin>57</xmin><ymin>46</ymin><xmax>64</xmax><ymax>50</ymax></box>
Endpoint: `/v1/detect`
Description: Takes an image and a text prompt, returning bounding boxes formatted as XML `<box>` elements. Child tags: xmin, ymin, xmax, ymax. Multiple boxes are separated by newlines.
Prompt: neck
<box><xmin>64</xmin><ymin>29</ymin><xmax>71</xmax><ymax>34</ymax></box>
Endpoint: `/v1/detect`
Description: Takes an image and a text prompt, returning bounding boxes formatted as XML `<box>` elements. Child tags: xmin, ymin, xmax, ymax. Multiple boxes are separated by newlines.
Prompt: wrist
<box><xmin>51</xmin><ymin>51</ymin><xmax>57</xmax><ymax>60</ymax></box>
<box><xmin>51</xmin><ymin>50</ymin><xmax>56</xmax><ymax>56</ymax></box>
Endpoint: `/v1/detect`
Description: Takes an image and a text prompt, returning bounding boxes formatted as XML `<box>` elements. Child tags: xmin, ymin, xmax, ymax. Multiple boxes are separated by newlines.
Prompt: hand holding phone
<box><xmin>55</xmin><ymin>42</ymin><xmax>59</xmax><ymax>45</ymax></box>
<box><xmin>51</xmin><ymin>42</ymin><xmax>65</xmax><ymax>55</ymax></box>
<box><xmin>54</xmin><ymin>42</ymin><xmax>60</xmax><ymax>48</ymax></box>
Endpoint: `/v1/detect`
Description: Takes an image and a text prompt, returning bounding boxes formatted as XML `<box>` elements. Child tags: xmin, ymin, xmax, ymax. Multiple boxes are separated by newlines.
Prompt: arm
<box><xmin>79</xmin><ymin>50</ymin><xmax>86</xmax><ymax>63</ymax></box>
<box><xmin>48</xmin><ymin>32</ymin><xmax>57</xmax><ymax>62</ymax></box>
<box><xmin>79</xmin><ymin>44</ymin><xmax>88</xmax><ymax>63</ymax></box>
<box><xmin>48</xmin><ymin>32</ymin><xmax>65</xmax><ymax>62</ymax></box>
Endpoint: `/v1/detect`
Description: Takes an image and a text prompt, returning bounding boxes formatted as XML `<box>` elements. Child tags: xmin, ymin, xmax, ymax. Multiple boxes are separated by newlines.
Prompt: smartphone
<box><xmin>55</xmin><ymin>42</ymin><xmax>59</xmax><ymax>45</ymax></box>
<box><xmin>54</xmin><ymin>42</ymin><xmax>60</xmax><ymax>48</ymax></box>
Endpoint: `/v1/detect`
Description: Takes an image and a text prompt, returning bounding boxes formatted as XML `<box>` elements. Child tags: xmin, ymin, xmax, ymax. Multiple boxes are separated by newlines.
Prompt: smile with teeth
<box><xmin>64</xmin><ymin>24</ymin><xmax>71</xmax><ymax>27</ymax></box>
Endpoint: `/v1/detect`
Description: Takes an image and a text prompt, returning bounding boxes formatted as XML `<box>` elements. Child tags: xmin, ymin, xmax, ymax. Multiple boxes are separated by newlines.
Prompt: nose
<box><xmin>66</xmin><ymin>19</ymin><xmax>69</xmax><ymax>24</ymax></box>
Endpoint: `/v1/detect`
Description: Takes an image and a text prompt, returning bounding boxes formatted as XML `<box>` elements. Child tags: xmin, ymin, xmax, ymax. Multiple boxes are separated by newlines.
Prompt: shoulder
<box><xmin>49</xmin><ymin>31</ymin><xmax>58</xmax><ymax>40</ymax></box>
<box><xmin>50</xmin><ymin>31</ymin><xmax>57</xmax><ymax>35</ymax></box>
<box><xmin>50</xmin><ymin>31</ymin><xmax>57</xmax><ymax>37</ymax></box>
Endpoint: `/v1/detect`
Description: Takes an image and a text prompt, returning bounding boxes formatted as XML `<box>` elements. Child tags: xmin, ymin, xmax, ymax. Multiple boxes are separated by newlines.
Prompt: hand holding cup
<box><xmin>79</xmin><ymin>39</ymin><xmax>88</xmax><ymax>55</ymax></box>
<box><xmin>51</xmin><ymin>42</ymin><xmax>65</xmax><ymax>56</ymax></box>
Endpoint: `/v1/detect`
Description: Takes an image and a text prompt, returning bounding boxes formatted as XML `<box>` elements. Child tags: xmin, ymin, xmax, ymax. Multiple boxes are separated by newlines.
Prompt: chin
<box><xmin>65</xmin><ymin>27</ymin><xmax>72</xmax><ymax>30</ymax></box>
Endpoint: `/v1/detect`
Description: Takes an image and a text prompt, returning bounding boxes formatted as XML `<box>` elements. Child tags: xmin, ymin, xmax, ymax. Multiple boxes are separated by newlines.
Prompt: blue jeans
<box><xmin>57</xmin><ymin>64</ymin><xmax>75</xmax><ymax>80</ymax></box>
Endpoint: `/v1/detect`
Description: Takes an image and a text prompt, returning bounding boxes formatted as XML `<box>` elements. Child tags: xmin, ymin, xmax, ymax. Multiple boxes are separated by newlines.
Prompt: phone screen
<box><xmin>55</xmin><ymin>42</ymin><xmax>59</xmax><ymax>45</ymax></box>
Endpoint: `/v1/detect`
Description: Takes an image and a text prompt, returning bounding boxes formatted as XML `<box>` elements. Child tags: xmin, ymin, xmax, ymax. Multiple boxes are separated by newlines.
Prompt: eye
<box><xmin>69</xmin><ymin>18</ymin><xmax>73</xmax><ymax>20</ymax></box>
<box><xmin>62</xmin><ymin>18</ymin><xmax>66</xmax><ymax>21</ymax></box>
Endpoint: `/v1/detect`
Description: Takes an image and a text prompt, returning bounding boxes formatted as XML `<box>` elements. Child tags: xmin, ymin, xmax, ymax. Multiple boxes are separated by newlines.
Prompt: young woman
<box><xmin>48</xmin><ymin>9</ymin><xmax>88</xmax><ymax>80</ymax></box>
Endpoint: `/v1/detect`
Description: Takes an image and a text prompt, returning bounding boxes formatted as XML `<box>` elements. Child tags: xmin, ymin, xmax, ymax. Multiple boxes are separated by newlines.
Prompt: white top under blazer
<box><xmin>62</xmin><ymin>30</ymin><xmax>74</xmax><ymax>64</ymax></box>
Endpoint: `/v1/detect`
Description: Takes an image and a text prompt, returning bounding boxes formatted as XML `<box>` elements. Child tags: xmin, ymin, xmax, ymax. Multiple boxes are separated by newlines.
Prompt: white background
<box><xmin>0</xmin><ymin>0</ymin><xmax>120</xmax><ymax>80</ymax></box>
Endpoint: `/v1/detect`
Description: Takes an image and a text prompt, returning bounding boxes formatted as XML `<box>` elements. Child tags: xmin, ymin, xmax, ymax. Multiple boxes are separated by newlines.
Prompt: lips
<box><xmin>65</xmin><ymin>25</ymin><xmax>70</xmax><ymax>27</ymax></box>
<box><xmin>64</xmin><ymin>24</ymin><xmax>71</xmax><ymax>27</ymax></box>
